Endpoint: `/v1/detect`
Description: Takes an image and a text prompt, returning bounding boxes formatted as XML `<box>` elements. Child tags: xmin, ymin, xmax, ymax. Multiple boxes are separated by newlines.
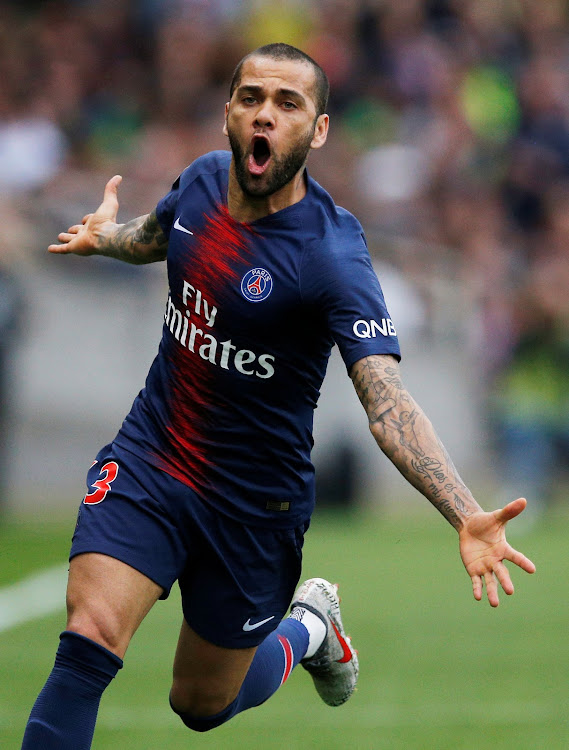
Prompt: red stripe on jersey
<box><xmin>158</xmin><ymin>205</ymin><xmax>254</xmax><ymax>490</ymax></box>
<box><xmin>278</xmin><ymin>635</ymin><xmax>294</xmax><ymax>686</ymax></box>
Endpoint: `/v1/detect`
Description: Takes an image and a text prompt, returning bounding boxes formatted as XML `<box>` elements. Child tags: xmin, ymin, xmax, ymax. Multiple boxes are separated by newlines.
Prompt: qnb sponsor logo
<box><xmin>164</xmin><ymin>285</ymin><xmax>275</xmax><ymax>380</ymax></box>
<box><xmin>353</xmin><ymin>318</ymin><xmax>397</xmax><ymax>339</ymax></box>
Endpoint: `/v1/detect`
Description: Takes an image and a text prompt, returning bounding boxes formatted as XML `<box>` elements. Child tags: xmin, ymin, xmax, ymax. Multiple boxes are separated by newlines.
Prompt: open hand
<box><xmin>48</xmin><ymin>175</ymin><xmax>122</xmax><ymax>256</ymax></box>
<box><xmin>459</xmin><ymin>497</ymin><xmax>536</xmax><ymax>607</ymax></box>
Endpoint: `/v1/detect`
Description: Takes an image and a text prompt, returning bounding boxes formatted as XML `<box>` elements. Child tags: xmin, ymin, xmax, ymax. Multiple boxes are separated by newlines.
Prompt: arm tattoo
<box><xmin>350</xmin><ymin>355</ymin><xmax>481</xmax><ymax>529</ymax></box>
<box><xmin>100</xmin><ymin>210</ymin><xmax>168</xmax><ymax>264</ymax></box>
<box><xmin>350</xmin><ymin>356</ymin><xmax>401</xmax><ymax>424</ymax></box>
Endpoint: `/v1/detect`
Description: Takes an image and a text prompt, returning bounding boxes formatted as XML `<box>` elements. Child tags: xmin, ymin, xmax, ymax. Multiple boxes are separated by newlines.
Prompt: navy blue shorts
<box><xmin>70</xmin><ymin>443</ymin><xmax>309</xmax><ymax>648</ymax></box>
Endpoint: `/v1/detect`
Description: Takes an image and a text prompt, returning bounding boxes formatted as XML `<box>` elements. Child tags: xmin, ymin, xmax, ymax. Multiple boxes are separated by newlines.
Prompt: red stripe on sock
<box><xmin>278</xmin><ymin>635</ymin><xmax>294</xmax><ymax>686</ymax></box>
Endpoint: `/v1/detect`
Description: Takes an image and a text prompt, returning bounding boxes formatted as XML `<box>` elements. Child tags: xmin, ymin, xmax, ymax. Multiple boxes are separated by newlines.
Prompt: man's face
<box><xmin>224</xmin><ymin>56</ymin><xmax>328</xmax><ymax>199</ymax></box>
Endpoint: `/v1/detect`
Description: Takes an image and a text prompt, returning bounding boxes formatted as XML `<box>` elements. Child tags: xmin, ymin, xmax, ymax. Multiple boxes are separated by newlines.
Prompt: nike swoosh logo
<box><xmin>243</xmin><ymin>616</ymin><xmax>275</xmax><ymax>632</ymax></box>
<box><xmin>330</xmin><ymin>618</ymin><xmax>353</xmax><ymax>663</ymax></box>
<box><xmin>174</xmin><ymin>217</ymin><xmax>194</xmax><ymax>235</ymax></box>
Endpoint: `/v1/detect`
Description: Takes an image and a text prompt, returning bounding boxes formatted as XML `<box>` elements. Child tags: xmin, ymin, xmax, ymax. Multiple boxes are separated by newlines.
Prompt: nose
<box><xmin>254</xmin><ymin>101</ymin><xmax>275</xmax><ymax>129</ymax></box>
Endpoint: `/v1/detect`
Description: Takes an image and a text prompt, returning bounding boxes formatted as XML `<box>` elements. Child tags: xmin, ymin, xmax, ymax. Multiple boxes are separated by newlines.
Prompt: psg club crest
<box><xmin>241</xmin><ymin>267</ymin><xmax>273</xmax><ymax>302</ymax></box>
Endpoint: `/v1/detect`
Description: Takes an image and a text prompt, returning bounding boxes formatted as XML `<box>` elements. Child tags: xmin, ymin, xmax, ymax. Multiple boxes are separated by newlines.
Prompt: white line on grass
<box><xmin>0</xmin><ymin>564</ymin><xmax>68</xmax><ymax>633</ymax></box>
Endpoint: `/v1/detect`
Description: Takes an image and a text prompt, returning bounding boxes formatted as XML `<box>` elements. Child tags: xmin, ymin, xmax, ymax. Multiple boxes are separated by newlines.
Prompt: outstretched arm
<box><xmin>48</xmin><ymin>176</ymin><xmax>168</xmax><ymax>265</ymax></box>
<box><xmin>350</xmin><ymin>353</ymin><xmax>536</xmax><ymax>606</ymax></box>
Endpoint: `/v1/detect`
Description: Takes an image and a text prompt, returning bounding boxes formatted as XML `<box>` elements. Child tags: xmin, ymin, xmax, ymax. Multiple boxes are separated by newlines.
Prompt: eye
<box><xmin>242</xmin><ymin>96</ymin><xmax>257</xmax><ymax>105</ymax></box>
<box><xmin>282</xmin><ymin>101</ymin><xmax>297</xmax><ymax>110</ymax></box>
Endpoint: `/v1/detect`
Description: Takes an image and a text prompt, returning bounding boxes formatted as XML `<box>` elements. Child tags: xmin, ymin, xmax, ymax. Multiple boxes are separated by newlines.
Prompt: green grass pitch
<box><xmin>1</xmin><ymin>506</ymin><xmax>568</xmax><ymax>749</ymax></box>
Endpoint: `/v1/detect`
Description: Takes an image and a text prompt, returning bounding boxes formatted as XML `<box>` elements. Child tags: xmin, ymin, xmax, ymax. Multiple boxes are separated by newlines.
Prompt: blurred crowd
<box><xmin>1</xmin><ymin>0</ymin><xmax>569</xmax><ymax>516</ymax></box>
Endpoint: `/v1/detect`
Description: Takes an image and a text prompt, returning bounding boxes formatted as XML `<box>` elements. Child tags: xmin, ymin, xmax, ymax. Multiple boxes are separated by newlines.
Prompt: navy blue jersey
<box><xmin>114</xmin><ymin>151</ymin><xmax>400</xmax><ymax>527</ymax></box>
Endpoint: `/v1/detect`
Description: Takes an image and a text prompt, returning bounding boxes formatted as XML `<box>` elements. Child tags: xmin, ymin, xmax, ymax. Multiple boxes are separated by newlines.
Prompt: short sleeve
<box><xmin>155</xmin><ymin>175</ymin><xmax>181</xmax><ymax>238</ymax></box>
<box><xmin>154</xmin><ymin>151</ymin><xmax>231</xmax><ymax>238</ymax></box>
<box><xmin>300</xmin><ymin>232</ymin><xmax>401</xmax><ymax>371</ymax></box>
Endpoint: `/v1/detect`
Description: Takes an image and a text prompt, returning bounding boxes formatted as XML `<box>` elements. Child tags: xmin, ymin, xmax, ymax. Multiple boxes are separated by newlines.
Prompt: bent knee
<box><xmin>170</xmin><ymin>682</ymin><xmax>239</xmax><ymax>730</ymax></box>
<box><xmin>170</xmin><ymin>700</ymin><xmax>238</xmax><ymax>733</ymax></box>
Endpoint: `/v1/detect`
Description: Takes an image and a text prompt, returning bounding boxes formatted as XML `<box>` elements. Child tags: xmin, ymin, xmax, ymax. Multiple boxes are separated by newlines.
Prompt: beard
<box><xmin>227</xmin><ymin>124</ymin><xmax>316</xmax><ymax>199</ymax></box>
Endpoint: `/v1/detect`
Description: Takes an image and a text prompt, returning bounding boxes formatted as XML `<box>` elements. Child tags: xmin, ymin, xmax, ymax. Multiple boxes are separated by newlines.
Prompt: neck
<box><xmin>227</xmin><ymin>162</ymin><xmax>307</xmax><ymax>223</ymax></box>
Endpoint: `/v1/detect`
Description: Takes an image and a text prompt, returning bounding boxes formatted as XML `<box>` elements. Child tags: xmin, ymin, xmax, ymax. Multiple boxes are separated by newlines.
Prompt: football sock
<box><xmin>172</xmin><ymin>618</ymin><xmax>309</xmax><ymax>732</ymax></box>
<box><xmin>21</xmin><ymin>630</ymin><xmax>123</xmax><ymax>750</ymax></box>
<box><xmin>289</xmin><ymin>605</ymin><xmax>327</xmax><ymax>658</ymax></box>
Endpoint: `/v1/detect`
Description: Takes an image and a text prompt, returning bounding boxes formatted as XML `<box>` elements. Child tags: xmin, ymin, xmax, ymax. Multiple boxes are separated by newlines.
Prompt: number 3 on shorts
<box><xmin>84</xmin><ymin>461</ymin><xmax>119</xmax><ymax>505</ymax></box>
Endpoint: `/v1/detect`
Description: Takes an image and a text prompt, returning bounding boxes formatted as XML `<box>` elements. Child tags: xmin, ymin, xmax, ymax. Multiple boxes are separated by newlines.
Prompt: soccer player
<box><xmin>21</xmin><ymin>43</ymin><xmax>535</xmax><ymax>749</ymax></box>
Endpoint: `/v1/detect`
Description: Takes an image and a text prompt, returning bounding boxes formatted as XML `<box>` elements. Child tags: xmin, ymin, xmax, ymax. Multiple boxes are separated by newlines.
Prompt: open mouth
<box><xmin>248</xmin><ymin>134</ymin><xmax>272</xmax><ymax>176</ymax></box>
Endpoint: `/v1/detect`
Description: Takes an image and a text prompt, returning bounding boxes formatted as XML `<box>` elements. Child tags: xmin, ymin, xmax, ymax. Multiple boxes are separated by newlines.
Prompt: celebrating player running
<box><xmin>24</xmin><ymin>43</ymin><xmax>535</xmax><ymax>749</ymax></box>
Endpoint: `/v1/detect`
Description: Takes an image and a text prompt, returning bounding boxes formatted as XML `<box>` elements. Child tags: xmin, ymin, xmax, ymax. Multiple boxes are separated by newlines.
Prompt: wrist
<box><xmin>433</xmin><ymin>492</ymin><xmax>482</xmax><ymax>532</ymax></box>
<box><xmin>95</xmin><ymin>223</ymin><xmax>123</xmax><ymax>257</ymax></box>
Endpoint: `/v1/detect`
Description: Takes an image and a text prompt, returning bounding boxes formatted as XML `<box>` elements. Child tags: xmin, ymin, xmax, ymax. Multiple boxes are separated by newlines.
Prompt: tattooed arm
<box><xmin>350</xmin><ymin>353</ymin><xmax>536</xmax><ymax>605</ymax></box>
<box><xmin>350</xmin><ymin>353</ymin><xmax>480</xmax><ymax>529</ymax></box>
<box><xmin>48</xmin><ymin>176</ymin><xmax>168</xmax><ymax>264</ymax></box>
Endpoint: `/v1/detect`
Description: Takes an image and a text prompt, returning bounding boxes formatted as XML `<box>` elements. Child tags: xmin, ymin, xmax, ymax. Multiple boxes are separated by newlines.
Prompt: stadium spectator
<box><xmin>3</xmin><ymin>0</ymin><xmax>569</xmax><ymax>526</ymax></box>
<box><xmin>490</xmin><ymin>181</ymin><xmax>569</xmax><ymax>520</ymax></box>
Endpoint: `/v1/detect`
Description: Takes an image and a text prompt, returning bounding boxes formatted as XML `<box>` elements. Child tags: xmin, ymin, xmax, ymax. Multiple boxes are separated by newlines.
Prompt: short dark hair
<box><xmin>229</xmin><ymin>43</ymin><xmax>329</xmax><ymax>118</ymax></box>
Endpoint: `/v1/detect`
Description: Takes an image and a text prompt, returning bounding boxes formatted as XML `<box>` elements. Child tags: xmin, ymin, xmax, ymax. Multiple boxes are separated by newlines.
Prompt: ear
<box><xmin>223</xmin><ymin>102</ymin><xmax>230</xmax><ymax>136</ymax></box>
<box><xmin>310</xmin><ymin>114</ymin><xmax>329</xmax><ymax>150</ymax></box>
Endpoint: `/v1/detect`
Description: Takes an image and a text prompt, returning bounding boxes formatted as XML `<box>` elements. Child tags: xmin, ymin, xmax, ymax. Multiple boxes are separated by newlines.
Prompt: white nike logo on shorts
<box><xmin>174</xmin><ymin>217</ymin><xmax>194</xmax><ymax>235</ymax></box>
<box><xmin>242</xmin><ymin>616</ymin><xmax>275</xmax><ymax>631</ymax></box>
